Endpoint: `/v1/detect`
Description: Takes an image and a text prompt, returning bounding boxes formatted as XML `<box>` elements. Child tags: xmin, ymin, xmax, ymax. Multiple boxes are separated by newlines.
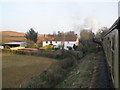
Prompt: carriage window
<box><xmin>110</xmin><ymin>40</ymin><xmax>111</xmax><ymax>47</ymax></box>
<box><xmin>112</xmin><ymin>36</ymin><xmax>115</xmax><ymax>50</ymax></box>
<box><xmin>112</xmin><ymin>52</ymin><xmax>114</xmax><ymax>79</ymax></box>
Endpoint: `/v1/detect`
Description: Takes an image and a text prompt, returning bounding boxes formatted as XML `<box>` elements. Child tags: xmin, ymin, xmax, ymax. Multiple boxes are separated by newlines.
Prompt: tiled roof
<box><xmin>43</xmin><ymin>37</ymin><xmax>77</xmax><ymax>41</ymax></box>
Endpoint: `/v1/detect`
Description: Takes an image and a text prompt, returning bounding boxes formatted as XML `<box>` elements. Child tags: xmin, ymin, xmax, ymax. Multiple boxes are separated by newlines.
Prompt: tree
<box><xmin>25</xmin><ymin>28</ymin><xmax>38</xmax><ymax>43</ymax></box>
<box><xmin>80</xmin><ymin>29</ymin><xmax>95</xmax><ymax>41</ymax></box>
<box><xmin>96</xmin><ymin>27</ymin><xmax>108</xmax><ymax>39</ymax></box>
<box><xmin>65</xmin><ymin>31</ymin><xmax>76</xmax><ymax>37</ymax></box>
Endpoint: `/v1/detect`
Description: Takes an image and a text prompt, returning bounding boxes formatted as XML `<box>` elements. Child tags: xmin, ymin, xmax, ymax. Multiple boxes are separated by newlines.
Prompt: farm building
<box><xmin>42</xmin><ymin>37</ymin><xmax>79</xmax><ymax>50</ymax></box>
<box><xmin>3</xmin><ymin>42</ymin><xmax>27</xmax><ymax>48</ymax></box>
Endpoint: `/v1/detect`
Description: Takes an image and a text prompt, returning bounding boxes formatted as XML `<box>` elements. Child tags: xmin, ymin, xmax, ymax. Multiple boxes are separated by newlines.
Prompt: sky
<box><xmin>0</xmin><ymin>0</ymin><xmax>119</xmax><ymax>35</ymax></box>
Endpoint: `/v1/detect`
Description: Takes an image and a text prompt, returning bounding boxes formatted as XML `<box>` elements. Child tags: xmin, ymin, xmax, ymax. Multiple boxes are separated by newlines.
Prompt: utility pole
<box><xmin>62</xmin><ymin>32</ymin><xmax>65</xmax><ymax>50</ymax></box>
<box><xmin>62</xmin><ymin>32</ymin><xmax>65</xmax><ymax>55</ymax></box>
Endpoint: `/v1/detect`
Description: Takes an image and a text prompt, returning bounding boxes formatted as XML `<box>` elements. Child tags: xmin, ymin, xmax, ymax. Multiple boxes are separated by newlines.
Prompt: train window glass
<box><xmin>112</xmin><ymin>36</ymin><xmax>115</xmax><ymax>50</ymax></box>
<box><xmin>101</xmin><ymin>38</ymin><xmax>103</xmax><ymax>41</ymax></box>
<box><xmin>112</xmin><ymin>52</ymin><xmax>114</xmax><ymax>79</ymax></box>
<box><xmin>110</xmin><ymin>40</ymin><xmax>111</xmax><ymax>47</ymax></box>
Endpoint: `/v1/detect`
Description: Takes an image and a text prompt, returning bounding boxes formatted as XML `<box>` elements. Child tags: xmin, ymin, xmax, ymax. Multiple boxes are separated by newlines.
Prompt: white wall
<box><xmin>64</xmin><ymin>41</ymin><xmax>76</xmax><ymax>50</ymax></box>
<box><xmin>20</xmin><ymin>42</ymin><xmax>27</xmax><ymax>47</ymax></box>
<box><xmin>43</xmin><ymin>41</ymin><xmax>76</xmax><ymax>50</ymax></box>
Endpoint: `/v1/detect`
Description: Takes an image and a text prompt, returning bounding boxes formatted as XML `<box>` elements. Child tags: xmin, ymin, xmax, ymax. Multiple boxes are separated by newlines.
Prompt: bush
<box><xmin>78</xmin><ymin>40</ymin><xmax>96</xmax><ymax>56</ymax></box>
<box><xmin>60</xmin><ymin>57</ymin><xmax>77</xmax><ymax>69</ymax></box>
<box><xmin>37</xmin><ymin>42</ymin><xmax>42</xmax><ymax>47</ymax></box>
<box><xmin>22</xmin><ymin>50</ymin><xmax>78</xmax><ymax>88</ymax></box>
<box><xmin>2</xmin><ymin>49</ymin><xmax>63</xmax><ymax>59</ymax></box>
<box><xmin>40</xmin><ymin>45</ymin><xmax>53</xmax><ymax>50</ymax></box>
<box><xmin>2</xmin><ymin>49</ymin><xmax>11</xmax><ymax>53</ymax></box>
<box><xmin>24</xmin><ymin>61</ymin><xmax>65</xmax><ymax>88</ymax></box>
<box><xmin>4</xmin><ymin>45</ymin><xmax>10</xmax><ymax>49</ymax></box>
<box><xmin>26</xmin><ymin>41</ymin><xmax>37</xmax><ymax>48</ymax></box>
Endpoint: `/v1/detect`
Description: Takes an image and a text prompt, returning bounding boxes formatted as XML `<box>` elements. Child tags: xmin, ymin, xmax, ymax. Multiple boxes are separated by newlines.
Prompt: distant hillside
<box><xmin>1</xmin><ymin>31</ymin><xmax>26</xmax><ymax>44</ymax></box>
<box><xmin>0</xmin><ymin>31</ymin><xmax>45</xmax><ymax>44</ymax></box>
<box><xmin>1</xmin><ymin>31</ymin><xmax>25</xmax><ymax>36</ymax></box>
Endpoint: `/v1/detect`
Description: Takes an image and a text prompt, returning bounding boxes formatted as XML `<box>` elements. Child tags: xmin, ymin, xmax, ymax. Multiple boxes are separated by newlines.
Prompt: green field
<box><xmin>2</xmin><ymin>53</ymin><xmax>56</xmax><ymax>88</ymax></box>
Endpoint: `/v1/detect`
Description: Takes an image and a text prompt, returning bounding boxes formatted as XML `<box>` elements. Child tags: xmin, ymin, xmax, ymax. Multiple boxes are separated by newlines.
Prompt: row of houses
<box><xmin>43</xmin><ymin>37</ymin><xmax>79</xmax><ymax>50</ymax></box>
<box><xmin>1</xmin><ymin>36</ymin><xmax>79</xmax><ymax>50</ymax></box>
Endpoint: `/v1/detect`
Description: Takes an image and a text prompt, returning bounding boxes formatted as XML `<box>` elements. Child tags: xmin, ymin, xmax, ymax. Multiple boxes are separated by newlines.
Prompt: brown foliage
<box><xmin>80</xmin><ymin>29</ymin><xmax>95</xmax><ymax>41</ymax></box>
<box><xmin>23</xmin><ymin>51</ymin><xmax>78</xmax><ymax>88</ymax></box>
<box><xmin>95</xmin><ymin>27</ymin><xmax>108</xmax><ymax>39</ymax></box>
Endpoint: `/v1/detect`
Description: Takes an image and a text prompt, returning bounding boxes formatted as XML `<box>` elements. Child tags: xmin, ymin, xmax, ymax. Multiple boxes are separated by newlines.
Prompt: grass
<box><xmin>55</xmin><ymin>53</ymin><xmax>96</xmax><ymax>88</ymax></box>
<box><xmin>2</xmin><ymin>53</ymin><xmax>56</xmax><ymax>88</ymax></box>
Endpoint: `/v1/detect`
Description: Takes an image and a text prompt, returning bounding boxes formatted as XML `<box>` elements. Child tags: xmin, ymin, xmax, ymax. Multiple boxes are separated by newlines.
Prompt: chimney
<box><xmin>44</xmin><ymin>34</ymin><xmax>46</xmax><ymax>38</ymax></box>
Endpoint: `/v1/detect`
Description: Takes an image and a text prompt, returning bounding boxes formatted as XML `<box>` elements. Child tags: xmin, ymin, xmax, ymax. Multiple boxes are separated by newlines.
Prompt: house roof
<box><xmin>43</xmin><ymin>37</ymin><xmax>77</xmax><ymax>41</ymax></box>
<box><xmin>4</xmin><ymin>42</ymin><xmax>26</xmax><ymax>45</ymax></box>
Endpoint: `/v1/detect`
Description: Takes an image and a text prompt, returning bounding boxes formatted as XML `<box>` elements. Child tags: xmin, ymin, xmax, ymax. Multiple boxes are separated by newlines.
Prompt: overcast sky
<box><xmin>0</xmin><ymin>0</ymin><xmax>119</xmax><ymax>34</ymax></box>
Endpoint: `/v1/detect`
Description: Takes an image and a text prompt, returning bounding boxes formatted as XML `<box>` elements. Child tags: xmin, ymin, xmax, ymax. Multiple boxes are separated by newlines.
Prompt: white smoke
<box><xmin>83</xmin><ymin>16</ymin><xmax>99</xmax><ymax>35</ymax></box>
<box><xmin>73</xmin><ymin>16</ymin><xmax>99</xmax><ymax>38</ymax></box>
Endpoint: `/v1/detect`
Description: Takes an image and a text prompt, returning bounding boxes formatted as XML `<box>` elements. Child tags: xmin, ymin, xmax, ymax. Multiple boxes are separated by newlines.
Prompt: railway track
<box><xmin>90</xmin><ymin>41</ymin><xmax>114</xmax><ymax>88</ymax></box>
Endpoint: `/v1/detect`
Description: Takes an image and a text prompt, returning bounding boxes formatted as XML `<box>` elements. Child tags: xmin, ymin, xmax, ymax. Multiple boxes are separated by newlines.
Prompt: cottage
<box><xmin>42</xmin><ymin>37</ymin><xmax>79</xmax><ymax>50</ymax></box>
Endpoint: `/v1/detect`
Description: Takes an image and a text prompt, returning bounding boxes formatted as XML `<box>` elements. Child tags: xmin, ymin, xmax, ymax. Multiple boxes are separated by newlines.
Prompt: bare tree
<box><xmin>96</xmin><ymin>27</ymin><xmax>108</xmax><ymax>39</ymax></box>
<box><xmin>80</xmin><ymin>29</ymin><xmax>95</xmax><ymax>41</ymax></box>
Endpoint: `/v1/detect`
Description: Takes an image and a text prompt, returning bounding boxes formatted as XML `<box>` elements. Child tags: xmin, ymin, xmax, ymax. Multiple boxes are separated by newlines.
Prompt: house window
<box><xmin>50</xmin><ymin>41</ymin><xmax>52</xmax><ymax>44</ymax></box>
<box><xmin>56</xmin><ymin>41</ymin><xmax>57</xmax><ymax>43</ymax></box>
<box><xmin>67</xmin><ymin>41</ymin><xmax>69</xmax><ymax>43</ymax></box>
<box><xmin>46</xmin><ymin>41</ymin><xmax>48</xmax><ymax>43</ymax></box>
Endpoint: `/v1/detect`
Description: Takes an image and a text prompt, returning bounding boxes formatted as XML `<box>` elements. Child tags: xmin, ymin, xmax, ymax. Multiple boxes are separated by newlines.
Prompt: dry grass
<box><xmin>2</xmin><ymin>53</ymin><xmax>56</xmax><ymax>88</ymax></box>
<box><xmin>25</xmin><ymin>51</ymin><xmax>77</xmax><ymax>88</ymax></box>
<box><xmin>55</xmin><ymin>53</ymin><xmax>96</xmax><ymax>88</ymax></box>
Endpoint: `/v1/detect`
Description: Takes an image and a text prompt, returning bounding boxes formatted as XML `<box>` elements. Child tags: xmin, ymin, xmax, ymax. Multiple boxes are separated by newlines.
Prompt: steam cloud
<box><xmin>73</xmin><ymin>16</ymin><xmax>99</xmax><ymax>37</ymax></box>
<box><xmin>83</xmin><ymin>16</ymin><xmax>99</xmax><ymax>35</ymax></box>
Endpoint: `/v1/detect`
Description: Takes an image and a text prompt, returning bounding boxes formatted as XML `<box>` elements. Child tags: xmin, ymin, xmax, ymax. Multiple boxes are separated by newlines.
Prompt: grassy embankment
<box><xmin>55</xmin><ymin>41</ymin><xmax>102</xmax><ymax>88</ymax></box>
<box><xmin>55</xmin><ymin>53</ymin><xmax>97</xmax><ymax>88</ymax></box>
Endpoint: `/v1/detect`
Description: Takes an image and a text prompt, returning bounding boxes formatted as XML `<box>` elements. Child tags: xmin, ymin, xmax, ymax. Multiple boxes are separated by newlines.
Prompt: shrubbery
<box><xmin>21</xmin><ymin>51</ymin><xmax>78</xmax><ymax>88</ymax></box>
<box><xmin>4</xmin><ymin>45</ymin><xmax>10</xmax><ymax>49</ymax></box>
<box><xmin>2</xmin><ymin>49</ymin><xmax>63</xmax><ymax>59</ymax></box>
<box><xmin>77</xmin><ymin>40</ymin><xmax>96</xmax><ymax>56</ymax></box>
<box><xmin>26</xmin><ymin>41</ymin><xmax>37</xmax><ymax>48</ymax></box>
<box><xmin>40</xmin><ymin>45</ymin><xmax>53</xmax><ymax>50</ymax></box>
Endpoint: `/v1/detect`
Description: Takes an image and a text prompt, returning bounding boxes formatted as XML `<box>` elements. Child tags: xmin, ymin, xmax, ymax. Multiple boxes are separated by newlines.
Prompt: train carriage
<box><xmin>102</xmin><ymin>17</ymin><xmax>119</xmax><ymax>88</ymax></box>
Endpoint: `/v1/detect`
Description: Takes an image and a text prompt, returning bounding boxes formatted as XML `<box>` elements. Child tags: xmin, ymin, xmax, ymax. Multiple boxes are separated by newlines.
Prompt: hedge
<box><xmin>2</xmin><ymin>49</ymin><xmax>63</xmax><ymax>59</ymax></box>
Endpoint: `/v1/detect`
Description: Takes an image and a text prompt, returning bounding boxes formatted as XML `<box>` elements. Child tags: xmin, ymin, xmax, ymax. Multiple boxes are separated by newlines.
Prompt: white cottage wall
<box><xmin>43</xmin><ymin>41</ymin><xmax>76</xmax><ymax>50</ymax></box>
<box><xmin>64</xmin><ymin>41</ymin><xmax>76</xmax><ymax>50</ymax></box>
